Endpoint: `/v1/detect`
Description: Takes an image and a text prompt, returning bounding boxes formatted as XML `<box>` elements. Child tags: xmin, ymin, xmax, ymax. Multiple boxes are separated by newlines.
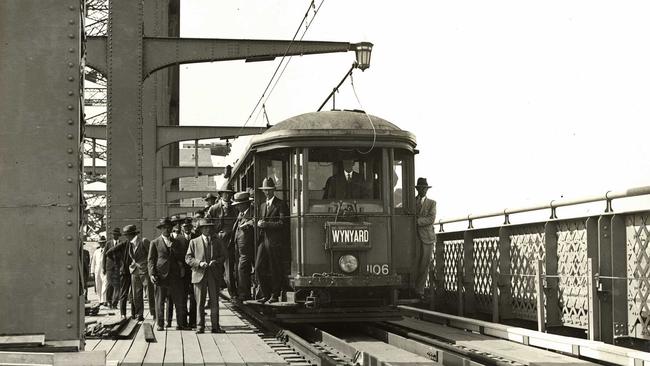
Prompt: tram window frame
<box><xmin>392</xmin><ymin>149</ymin><xmax>411</xmax><ymax>214</ymax></box>
<box><xmin>257</xmin><ymin>150</ymin><xmax>289</xmax><ymax>201</ymax></box>
<box><xmin>306</xmin><ymin>147</ymin><xmax>384</xmax><ymax>213</ymax></box>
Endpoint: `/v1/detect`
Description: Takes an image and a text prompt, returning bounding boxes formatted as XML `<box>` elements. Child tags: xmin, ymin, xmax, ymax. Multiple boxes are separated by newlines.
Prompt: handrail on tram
<box><xmin>435</xmin><ymin>185</ymin><xmax>650</xmax><ymax>227</ymax></box>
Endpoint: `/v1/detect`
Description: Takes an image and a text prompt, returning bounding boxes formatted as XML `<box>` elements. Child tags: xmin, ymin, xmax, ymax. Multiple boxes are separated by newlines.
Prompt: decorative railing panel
<box><xmin>473</xmin><ymin>235</ymin><xmax>499</xmax><ymax>314</ymax></box>
<box><xmin>509</xmin><ymin>225</ymin><xmax>546</xmax><ymax>321</ymax></box>
<box><xmin>627</xmin><ymin>214</ymin><xmax>650</xmax><ymax>338</ymax></box>
<box><xmin>442</xmin><ymin>239</ymin><xmax>464</xmax><ymax>307</ymax></box>
<box><xmin>556</xmin><ymin>219</ymin><xmax>589</xmax><ymax>329</ymax></box>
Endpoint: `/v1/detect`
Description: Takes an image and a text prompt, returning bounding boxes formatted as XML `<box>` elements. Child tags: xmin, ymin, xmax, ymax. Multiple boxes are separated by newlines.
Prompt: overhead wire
<box><xmin>349</xmin><ymin>72</ymin><xmax>377</xmax><ymax>154</ymax></box>
<box><xmin>241</xmin><ymin>0</ymin><xmax>323</xmax><ymax>132</ymax></box>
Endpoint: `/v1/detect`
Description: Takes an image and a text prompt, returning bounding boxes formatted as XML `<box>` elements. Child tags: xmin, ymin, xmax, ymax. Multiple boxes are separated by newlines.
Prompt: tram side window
<box><xmin>262</xmin><ymin>159</ymin><xmax>287</xmax><ymax>200</ymax></box>
<box><xmin>393</xmin><ymin>159</ymin><xmax>403</xmax><ymax>208</ymax></box>
<box><xmin>308</xmin><ymin>148</ymin><xmax>382</xmax><ymax>201</ymax></box>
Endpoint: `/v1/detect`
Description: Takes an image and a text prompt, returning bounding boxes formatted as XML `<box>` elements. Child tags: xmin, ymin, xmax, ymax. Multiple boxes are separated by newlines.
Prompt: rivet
<box><xmin>68</xmin><ymin>48</ymin><xmax>74</xmax><ymax>53</ymax></box>
<box><xmin>67</xmin><ymin>105</ymin><xmax>73</xmax><ymax>110</ymax></box>
<box><xmin>67</xmin><ymin>148</ymin><xmax>73</xmax><ymax>154</ymax></box>
<box><xmin>67</xmin><ymin>76</ymin><xmax>74</xmax><ymax>82</ymax></box>
<box><xmin>67</xmin><ymin>178</ymin><xmax>73</xmax><ymax>183</ymax></box>
<box><xmin>68</xmin><ymin>5</ymin><xmax>75</xmax><ymax>10</ymax></box>
<box><xmin>68</xmin><ymin>91</ymin><xmax>74</xmax><ymax>96</ymax></box>
<box><xmin>66</xmin><ymin>279</ymin><xmax>72</xmax><ymax>285</ymax></box>
<box><xmin>66</xmin><ymin>323</ymin><xmax>72</xmax><ymax>329</ymax></box>
<box><xmin>66</xmin><ymin>293</ymin><xmax>73</xmax><ymax>299</ymax></box>
<box><xmin>68</xmin><ymin>34</ymin><xmax>75</xmax><ymax>39</ymax></box>
<box><xmin>68</xmin><ymin>20</ymin><xmax>75</xmax><ymax>25</ymax></box>
<box><xmin>604</xmin><ymin>233</ymin><xmax>608</xmax><ymax>238</ymax></box>
<box><xmin>66</xmin><ymin>221</ymin><xmax>73</xmax><ymax>226</ymax></box>
<box><xmin>67</xmin><ymin>133</ymin><xmax>74</xmax><ymax>139</ymax></box>
<box><xmin>66</xmin><ymin>308</ymin><xmax>72</xmax><ymax>314</ymax></box>
<box><xmin>66</xmin><ymin>235</ymin><xmax>73</xmax><ymax>241</ymax></box>
<box><xmin>66</xmin><ymin>264</ymin><xmax>73</xmax><ymax>270</ymax></box>
<box><xmin>67</xmin><ymin>163</ymin><xmax>73</xmax><ymax>168</ymax></box>
<box><xmin>67</xmin><ymin>207</ymin><xmax>73</xmax><ymax>212</ymax></box>
<box><xmin>67</xmin><ymin>119</ymin><xmax>73</xmax><ymax>125</ymax></box>
<box><xmin>66</xmin><ymin>192</ymin><xmax>73</xmax><ymax>197</ymax></box>
<box><xmin>603</xmin><ymin>225</ymin><xmax>608</xmax><ymax>230</ymax></box>
<box><xmin>66</xmin><ymin>250</ymin><xmax>73</xmax><ymax>255</ymax></box>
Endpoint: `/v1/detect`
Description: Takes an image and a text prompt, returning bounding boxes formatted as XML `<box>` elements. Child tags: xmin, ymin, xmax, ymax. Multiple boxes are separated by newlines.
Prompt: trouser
<box><xmin>194</xmin><ymin>272</ymin><xmax>221</xmax><ymax>330</ymax></box>
<box><xmin>237</xmin><ymin>241</ymin><xmax>253</xmax><ymax>300</ymax></box>
<box><xmin>255</xmin><ymin>241</ymin><xmax>282</xmax><ymax>299</ymax></box>
<box><xmin>118</xmin><ymin>273</ymin><xmax>133</xmax><ymax>317</ymax></box>
<box><xmin>183</xmin><ymin>275</ymin><xmax>197</xmax><ymax>326</ymax></box>
<box><xmin>414</xmin><ymin>241</ymin><xmax>435</xmax><ymax>295</ymax></box>
<box><xmin>130</xmin><ymin>271</ymin><xmax>151</xmax><ymax>318</ymax></box>
<box><xmin>106</xmin><ymin>271</ymin><xmax>120</xmax><ymax>308</ymax></box>
<box><xmin>156</xmin><ymin>276</ymin><xmax>185</xmax><ymax>328</ymax></box>
<box><xmin>94</xmin><ymin>271</ymin><xmax>106</xmax><ymax>303</ymax></box>
<box><xmin>225</xmin><ymin>244</ymin><xmax>238</xmax><ymax>297</ymax></box>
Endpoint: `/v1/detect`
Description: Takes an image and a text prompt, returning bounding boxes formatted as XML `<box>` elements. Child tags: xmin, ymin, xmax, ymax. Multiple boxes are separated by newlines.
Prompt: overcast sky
<box><xmin>178</xmin><ymin>1</ymin><xmax>650</xmax><ymax>222</ymax></box>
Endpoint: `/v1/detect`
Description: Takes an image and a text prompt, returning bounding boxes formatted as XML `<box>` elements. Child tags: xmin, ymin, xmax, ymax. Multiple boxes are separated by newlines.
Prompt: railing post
<box><xmin>598</xmin><ymin>214</ymin><xmax>614</xmax><ymax>343</ymax></box>
<box><xmin>463</xmin><ymin>230</ymin><xmax>475</xmax><ymax>316</ymax></box>
<box><xmin>491</xmin><ymin>259</ymin><xmax>499</xmax><ymax>322</ymax></box>
<box><xmin>536</xmin><ymin>259</ymin><xmax>546</xmax><ymax>332</ymax></box>
<box><xmin>585</xmin><ymin>217</ymin><xmax>600</xmax><ymax>341</ymax></box>
<box><xmin>611</xmin><ymin>215</ymin><xmax>628</xmax><ymax>338</ymax></box>
<box><xmin>497</xmin><ymin>226</ymin><xmax>513</xmax><ymax>321</ymax></box>
<box><xmin>433</xmin><ymin>235</ymin><xmax>446</xmax><ymax>312</ymax></box>
<box><xmin>544</xmin><ymin>221</ymin><xmax>561</xmax><ymax>327</ymax></box>
<box><xmin>457</xmin><ymin>257</ymin><xmax>463</xmax><ymax>316</ymax></box>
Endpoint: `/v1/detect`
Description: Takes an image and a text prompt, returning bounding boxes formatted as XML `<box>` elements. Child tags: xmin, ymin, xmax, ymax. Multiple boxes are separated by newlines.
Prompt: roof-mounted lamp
<box><xmin>352</xmin><ymin>42</ymin><xmax>373</xmax><ymax>71</ymax></box>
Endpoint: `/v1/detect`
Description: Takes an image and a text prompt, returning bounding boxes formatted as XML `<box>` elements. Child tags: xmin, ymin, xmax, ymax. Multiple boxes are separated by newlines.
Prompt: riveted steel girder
<box><xmin>86</xmin><ymin>36</ymin><xmax>107</xmax><ymax>75</ymax></box>
<box><xmin>156</xmin><ymin>125</ymin><xmax>267</xmax><ymax>150</ymax></box>
<box><xmin>142</xmin><ymin>37</ymin><xmax>355</xmax><ymax>77</ymax></box>
<box><xmin>84</xmin><ymin>124</ymin><xmax>106</xmax><ymax>139</ymax></box>
<box><xmin>163</xmin><ymin>166</ymin><xmax>225</xmax><ymax>182</ymax></box>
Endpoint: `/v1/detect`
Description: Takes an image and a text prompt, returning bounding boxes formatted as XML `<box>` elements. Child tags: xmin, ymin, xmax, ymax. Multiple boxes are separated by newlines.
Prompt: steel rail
<box><xmin>398</xmin><ymin>305</ymin><xmax>650</xmax><ymax>365</ymax></box>
<box><xmin>436</xmin><ymin>185</ymin><xmax>650</xmax><ymax>225</ymax></box>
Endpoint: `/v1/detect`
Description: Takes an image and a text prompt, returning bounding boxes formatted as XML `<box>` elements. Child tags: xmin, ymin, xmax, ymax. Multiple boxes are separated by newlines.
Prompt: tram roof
<box><xmin>249</xmin><ymin>110</ymin><xmax>417</xmax><ymax>149</ymax></box>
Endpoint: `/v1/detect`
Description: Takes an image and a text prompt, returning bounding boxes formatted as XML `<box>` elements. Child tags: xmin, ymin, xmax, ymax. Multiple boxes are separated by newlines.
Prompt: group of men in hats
<box><xmin>95</xmin><ymin>176</ymin><xmax>288</xmax><ymax>333</ymax></box>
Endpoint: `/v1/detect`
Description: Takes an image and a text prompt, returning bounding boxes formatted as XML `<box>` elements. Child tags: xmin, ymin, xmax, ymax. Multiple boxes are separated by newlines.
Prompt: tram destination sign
<box><xmin>325</xmin><ymin>221</ymin><xmax>371</xmax><ymax>250</ymax></box>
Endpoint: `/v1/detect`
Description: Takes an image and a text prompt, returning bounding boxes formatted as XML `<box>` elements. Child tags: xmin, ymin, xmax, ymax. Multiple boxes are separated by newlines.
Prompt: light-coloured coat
<box><xmin>185</xmin><ymin>234</ymin><xmax>227</xmax><ymax>284</ymax></box>
<box><xmin>416</xmin><ymin>196</ymin><xmax>437</xmax><ymax>245</ymax></box>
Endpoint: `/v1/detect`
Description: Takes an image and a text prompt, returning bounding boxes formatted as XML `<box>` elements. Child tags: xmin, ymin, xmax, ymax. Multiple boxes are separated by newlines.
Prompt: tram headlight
<box><xmin>338</xmin><ymin>254</ymin><xmax>358</xmax><ymax>273</ymax></box>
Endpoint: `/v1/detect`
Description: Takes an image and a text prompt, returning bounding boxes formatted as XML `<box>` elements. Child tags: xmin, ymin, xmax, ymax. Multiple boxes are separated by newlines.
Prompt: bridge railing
<box><xmin>428</xmin><ymin>185</ymin><xmax>650</xmax><ymax>344</ymax></box>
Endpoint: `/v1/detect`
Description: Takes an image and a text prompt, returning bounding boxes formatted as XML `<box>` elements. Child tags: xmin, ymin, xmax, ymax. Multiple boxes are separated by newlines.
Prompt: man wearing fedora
<box><xmin>104</xmin><ymin>227</ymin><xmax>123</xmax><ymax>309</ymax></box>
<box><xmin>123</xmin><ymin>224</ymin><xmax>153</xmax><ymax>321</ymax></box>
<box><xmin>186</xmin><ymin>218</ymin><xmax>227</xmax><ymax>333</ymax></box>
<box><xmin>207</xmin><ymin>183</ymin><xmax>238</xmax><ymax>298</ymax></box>
<box><xmin>105</xmin><ymin>229</ymin><xmax>134</xmax><ymax>318</ymax></box>
<box><xmin>90</xmin><ymin>236</ymin><xmax>107</xmax><ymax>305</ymax></box>
<box><xmin>414</xmin><ymin>177</ymin><xmax>437</xmax><ymax>299</ymax></box>
<box><xmin>231</xmin><ymin>191</ymin><xmax>255</xmax><ymax>301</ymax></box>
<box><xmin>148</xmin><ymin>218</ymin><xmax>186</xmax><ymax>330</ymax></box>
<box><xmin>255</xmin><ymin>177</ymin><xmax>289</xmax><ymax>303</ymax></box>
<box><xmin>201</xmin><ymin>193</ymin><xmax>218</xmax><ymax>218</ymax></box>
<box><xmin>177</xmin><ymin>218</ymin><xmax>198</xmax><ymax>328</ymax></box>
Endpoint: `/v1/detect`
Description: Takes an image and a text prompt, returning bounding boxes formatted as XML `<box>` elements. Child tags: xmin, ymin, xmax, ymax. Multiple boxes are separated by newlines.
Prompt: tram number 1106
<box><xmin>366</xmin><ymin>264</ymin><xmax>389</xmax><ymax>275</ymax></box>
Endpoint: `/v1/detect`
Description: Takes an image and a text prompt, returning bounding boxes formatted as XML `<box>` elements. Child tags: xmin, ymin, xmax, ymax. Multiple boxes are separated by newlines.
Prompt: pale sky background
<box><xmin>178</xmin><ymin>1</ymin><xmax>650</xmax><ymax>226</ymax></box>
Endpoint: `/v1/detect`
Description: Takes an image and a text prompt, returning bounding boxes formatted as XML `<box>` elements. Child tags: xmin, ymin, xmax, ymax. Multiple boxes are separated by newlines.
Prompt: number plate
<box><xmin>366</xmin><ymin>264</ymin><xmax>390</xmax><ymax>275</ymax></box>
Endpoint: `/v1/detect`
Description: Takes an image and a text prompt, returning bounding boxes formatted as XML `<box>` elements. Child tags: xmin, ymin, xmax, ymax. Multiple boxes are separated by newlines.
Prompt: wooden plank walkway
<box><xmin>84</xmin><ymin>296</ymin><xmax>288</xmax><ymax>366</ymax></box>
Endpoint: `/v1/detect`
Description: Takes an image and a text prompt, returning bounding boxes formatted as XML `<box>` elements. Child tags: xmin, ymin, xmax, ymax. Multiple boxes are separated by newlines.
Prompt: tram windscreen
<box><xmin>307</xmin><ymin>148</ymin><xmax>382</xmax><ymax>202</ymax></box>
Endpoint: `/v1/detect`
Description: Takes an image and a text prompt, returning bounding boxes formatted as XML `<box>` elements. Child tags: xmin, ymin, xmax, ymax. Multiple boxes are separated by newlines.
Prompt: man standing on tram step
<box><xmin>123</xmin><ymin>224</ymin><xmax>153</xmax><ymax>321</ymax></box>
<box><xmin>255</xmin><ymin>177</ymin><xmax>289</xmax><ymax>303</ymax></box>
<box><xmin>177</xmin><ymin>218</ymin><xmax>197</xmax><ymax>328</ymax></box>
<box><xmin>414</xmin><ymin>177</ymin><xmax>437</xmax><ymax>299</ymax></box>
<box><xmin>186</xmin><ymin>218</ymin><xmax>227</xmax><ymax>334</ymax></box>
<box><xmin>207</xmin><ymin>183</ymin><xmax>238</xmax><ymax>299</ymax></box>
<box><xmin>90</xmin><ymin>236</ymin><xmax>108</xmax><ymax>305</ymax></box>
<box><xmin>104</xmin><ymin>227</ymin><xmax>122</xmax><ymax>309</ymax></box>
<box><xmin>231</xmin><ymin>191</ymin><xmax>255</xmax><ymax>301</ymax></box>
<box><xmin>148</xmin><ymin>217</ymin><xmax>187</xmax><ymax>331</ymax></box>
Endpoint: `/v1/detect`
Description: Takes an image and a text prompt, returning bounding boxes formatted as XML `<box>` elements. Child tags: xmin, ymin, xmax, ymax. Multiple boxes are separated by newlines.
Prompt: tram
<box><xmin>228</xmin><ymin>110</ymin><xmax>419</xmax><ymax>322</ymax></box>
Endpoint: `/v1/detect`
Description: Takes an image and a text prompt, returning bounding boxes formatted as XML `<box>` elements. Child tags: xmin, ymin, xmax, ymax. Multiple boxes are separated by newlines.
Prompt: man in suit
<box><xmin>122</xmin><ymin>224</ymin><xmax>152</xmax><ymax>321</ymax></box>
<box><xmin>177</xmin><ymin>218</ymin><xmax>197</xmax><ymax>328</ymax></box>
<box><xmin>103</xmin><ymin>228</ymin><xmax>122</xmax><ymax>309</ymax></box>
<box><xmin>322</xmin><ymin>159</ymin><xmax>369</xmax><ymax>200</ymax></box>
<box><xmin>207</xmin><ymin>184</ymin><xmax>238</xmax><ymax>298</ymax></box>
<box><xmin>90</xmin><ymin>236</ymin><xmax>107</xmax><ymax>305</ymax></box>
<box><xmin>414</xmin><ymin>177</ymin><xmax>437</xmax><ymax>298</ymax></box>
<box><xmin>255</xmin><ymin>177</ymin><xmax>289</xmax><ymax>303</ymax></box>
<box><xmin>186</xmin><ymin>218</ymin><xmax>227</xmax><ymax>334</ymax></box>
<box><xmin>104</xmin><ymin>231</ymin><xmax>133</xmax><ymax>318</ymax></box>
<box><xmin>231</xmin><ymin>191</ymin><xmax>255</xmax><ymax>301</ymax></box>
<box><xmin>148</xmin><ymin>217</ymin><xmax>186</xmax><ymax>330</ymax></box>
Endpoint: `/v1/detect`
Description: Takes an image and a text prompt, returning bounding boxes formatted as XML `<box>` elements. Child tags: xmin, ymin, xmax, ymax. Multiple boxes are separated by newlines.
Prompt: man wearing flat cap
<box><xmin>414</xmin><ymin>177</ymin><xmax>437</xmax><ymax>299</ymax></box>
<box><xmin>231</xmin><ymin>191</ymin><xmax>255</xmax><ymax>301</ymax></box>
<box><xmin>207</xmin><ymin>183</ymin><xmax>238</xmax><ymax>298</ymax></box>
<box><xmin>186</xmin><ymin>218</ymin><xmax>227</xmax><ymax>333</ymax></box>
<box><xmin>148</xmin><ymin>218</ymin><xmax>186</xmax><ymax>330</ymax></box>
<box><xmin>255</xmin><ymin>177</ymin><xmax>289</xmax><ymax>303</ymax></box>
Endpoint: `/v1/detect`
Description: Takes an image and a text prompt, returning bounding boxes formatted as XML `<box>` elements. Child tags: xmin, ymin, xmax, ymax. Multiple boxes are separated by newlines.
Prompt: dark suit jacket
<box><xmin>258</xmin><ymin>196</ymin><xmax>289</xmax><ymax>248</ymax></box>
<box><xmin>322</xmin><ymin>171</ymin><xmax>369</xmax><ymax>200</ymax></box>
<box><xmin>231</xmin><ymin>208</ymin><xmax>254</xmax><ymax>254</ymax></box>
<box><xmin>105</xmin><ymin>239</ymin><xmax>130</xmax><ymax>275</ymax></box>
<box><xmin>103</xmin><ymin>238</ymin><xmax>121</xmax><ymax>274</ymax></box>
<box><xmin>127</xmin><ymin>236</ymin><xmax>150</xmax><ymax>275</ymax></box>
<box><xmin>185</xmin><ymin>234</ymin><xmax>227</xmax><ymax>284</ymax></box>
<box><xmin>148</xmin><ymin>235</ymin><xmax>184</xmax><ymax>281</ymax></box>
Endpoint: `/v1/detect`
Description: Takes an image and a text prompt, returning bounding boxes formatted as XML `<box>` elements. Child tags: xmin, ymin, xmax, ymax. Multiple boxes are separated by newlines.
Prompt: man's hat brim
<box><xmin>415</xmin><ymin>184</ymin><xmax>432</xmax><ymax>188</ymax></box>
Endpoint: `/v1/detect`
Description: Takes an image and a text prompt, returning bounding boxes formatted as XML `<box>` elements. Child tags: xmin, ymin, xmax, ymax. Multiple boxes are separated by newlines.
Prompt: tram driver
<box><xmin>322</xmin><ymin>159</ymin><xmax>370</xmax><ymax>200</ymax></box>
